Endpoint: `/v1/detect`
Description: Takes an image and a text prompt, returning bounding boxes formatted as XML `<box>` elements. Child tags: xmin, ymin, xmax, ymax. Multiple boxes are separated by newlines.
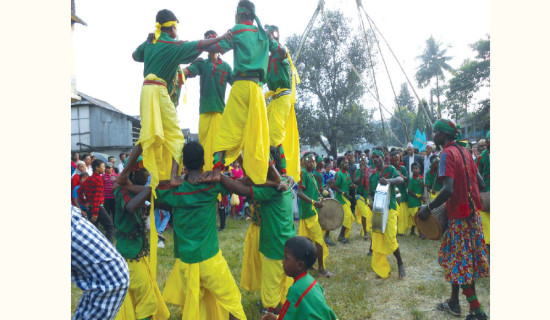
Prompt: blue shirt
<box><xmin>71</xmin><ymin>206</ymin><xmax>129</xmax><ymax>319</ymax></box>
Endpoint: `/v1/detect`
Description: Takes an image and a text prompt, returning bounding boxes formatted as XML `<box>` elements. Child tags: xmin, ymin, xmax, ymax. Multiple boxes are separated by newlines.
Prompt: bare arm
<box><xmin>125</xmin><ymin>187</ymin><xmax>152</xmax><ymax>214</ymax></box>
<box><xmin>220</xmin><ymin>175</ymin><xmax>252</xmax><ymax>197</ymax></box>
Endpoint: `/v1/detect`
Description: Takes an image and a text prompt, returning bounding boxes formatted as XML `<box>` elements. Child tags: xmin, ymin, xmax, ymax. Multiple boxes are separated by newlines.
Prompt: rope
<box><xmin>359</xmin><ymin>4</ymin><xmax>434</xmax><ymax>127</ymax></box>
<box><xmin>320</xmin><ymin>8</ymin><xmax>404</xmax><ymax>145</ymax></box>
<box><xmin>294</xmin><ymin>0</ymin><xmax>324</xmax><ymax>64</ymax></box>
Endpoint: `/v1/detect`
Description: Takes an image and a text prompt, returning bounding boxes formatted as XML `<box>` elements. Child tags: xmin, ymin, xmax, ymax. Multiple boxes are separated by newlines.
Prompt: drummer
<box><xmin>368</xmin><ymin>149</ymin><xmax>406</xmax><ymax>279</ymax></box>
<box><xmin>297</xmin><ymin>152</ymin><xmax>332</xmax><ymax>277</ymax></box>
<box><xmin>417</xmin><ymin>119</ymin><xmax>488</xmax><ymax>320</ymax></box>
<box><xmin>390</xmin><ymin>151</ymin><xmax>409</xmax><ymax>236</ymax></box>
<box><xmin>331</xmin><ymin>157</ymin><xmax>356</xmax><ymax>244</ymax></box>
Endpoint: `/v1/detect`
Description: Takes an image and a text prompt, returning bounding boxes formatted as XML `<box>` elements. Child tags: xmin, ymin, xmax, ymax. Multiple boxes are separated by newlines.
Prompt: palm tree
<box><xmin>415</xmin><ymin>36</ymin><xmax>454</xmax><ymax>118</ymax></box>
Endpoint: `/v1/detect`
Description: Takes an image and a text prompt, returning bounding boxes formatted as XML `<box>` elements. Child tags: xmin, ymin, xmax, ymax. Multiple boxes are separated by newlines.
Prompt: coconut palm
<box><xmin>415</xmin><ymin>36</ymin><xmax>454</xmax><ymax>118</ymax></box>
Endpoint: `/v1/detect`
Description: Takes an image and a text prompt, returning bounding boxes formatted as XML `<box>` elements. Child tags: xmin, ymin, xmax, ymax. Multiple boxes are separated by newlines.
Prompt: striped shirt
<box><xmin>71</xmin><ymin>206</ymin><xmax>129</xmax><ymax>320</ymax></box>
<box><xmin>102</xmin><ymin>172</ymin><xmax>118</xmax><ymax>200</ymax></box>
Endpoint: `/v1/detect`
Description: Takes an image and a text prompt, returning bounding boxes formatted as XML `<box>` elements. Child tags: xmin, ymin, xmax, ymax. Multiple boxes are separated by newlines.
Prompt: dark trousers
<box><xmin>87</xmin><ymin>206</ymin><xmax>115</xmax><ymax>243</ymax></box>
<box><xmin>104</xmin><ymin>198</ymin><xmax>116</xmax><ymax>220</ymax></box>
<box><xmin>218</xmin><ymin>205</ymin><xmax>226</xmax><ymax>229</ymax></box>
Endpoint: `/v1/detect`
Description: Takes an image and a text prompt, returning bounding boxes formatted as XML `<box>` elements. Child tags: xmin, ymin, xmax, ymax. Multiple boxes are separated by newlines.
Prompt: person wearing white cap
<box><xmin>423</xmin><ymin>141</ymin><xmax>435</xmax><ymax>182</ymax></box>
<box><xmin>403</xmin><ymin>142</ymin><xmax>424</xmax><ymax>179</ymax></box>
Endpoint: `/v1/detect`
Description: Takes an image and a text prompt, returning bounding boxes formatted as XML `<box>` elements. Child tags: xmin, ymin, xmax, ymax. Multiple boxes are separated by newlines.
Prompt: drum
<box><xmin>372</xmin><ymin>183</ymin><xmax>391</xmax><ymax>233</ymax></box>
<box><xmin>480</xmin><ymin>192</ymin><xmax>490</xmax><ymax>212</ymax></box>
<box><xmin>415</xmin><ymin>203</ymin><xmax>448</xmax><ymax>240</ymax></box>
<box><xmin>318</xmin><ymin>198</ymin><xmax>344</xmax><ymax>231</ymax></box>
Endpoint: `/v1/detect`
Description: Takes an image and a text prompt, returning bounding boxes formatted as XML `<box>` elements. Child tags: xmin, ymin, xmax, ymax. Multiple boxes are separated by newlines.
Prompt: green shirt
<box><xmin>251</xmin><ymin>178</ymin><xmax>296</xmax><ymax>260</ymax></box>
<box><xmin>266</xmin><ymin>49</ymin><xmax>291</xmax><ymax>92</ymax></box>
<box><xmin>355</xmin><ymin>170</ymin><xmax>369</xmax><ymax>199</ymax></box>
<box><xmin>313</xmin><ymin>170</ymin><xmax>324</xmax><ymax>192</ymax></box>
<box><xmin>187</xmin><ymin>57</ymin><xmax>233</xmax><ymax>114</ymax></box>
<box><xmin>397</xmin><ymin>165</ymin><xmax>408</xmax><ymax>202</ymax></box>
<box><xmin>334</xmin><ymin>170</ymin><xmax>351</xmax><ymax>205</ymax></box>
<box><xmin>282</xmin><ymin>273</ymin><xmax>338</xmax><ymax>320</ymax></box>
<box><xmin>155</xmin><ymin>181</ymin><xmax>229</xmax><ymax>263</ymax></box>
<box><xmin>298</xmin><ymin>170</ymin><xmax>321</xmax><ymax>220</ymax></box>
<box><xmin>133</xmin><ymin>32</ymin><xmax>201</xmax><ymax>97</ymax></box>
<box><xmin>407</xmin><ymin>174</ymin><xmax>424</xmax><ymax>208</ymax></box>
<box><xmin>369</xmin><ymin>165</ymin><xmax>400</xmax><ymax>210</ymax></box>
<box><xmin>477</xmin><ymin>150</ymin><xmax>490</xmax><ymax>191</ymax></box>
<box><xmin>425</xmin><ymin>168</ymin><xmax>442</xmax><ymax>192</ymax></box>
<box><xmin>113</xmin><ymin>189</ymin><xmax>149</xmax><ymax>260</ymax></box>
<box><xmin>217</xmin><ymin>23</ymin><xmax>280</xmax><ymax>83</ymax></box>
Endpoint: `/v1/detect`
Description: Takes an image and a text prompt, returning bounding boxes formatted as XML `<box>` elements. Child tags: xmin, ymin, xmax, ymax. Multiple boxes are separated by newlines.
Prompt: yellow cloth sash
<box><xmin>213</xmin><ymin>80</ymin><xmax>269</xmax><ymax>184</ymax></box>
<box><xmin>240</xmin><ymin>223</ymin><xmax>263</xmax><ymax>292</ymax></box>
<box><xmin>261</xmin><ymin>257</ymin><xmax>293</xmax><ymax>309</ymax></box>
<box><xmin>115</xmin><ymin>257</ymin><xmax>170</xmax><ymax>320</ymax></box>
<box><xmin>298</xmin><ymin>211</ymin><xmax>329</xmax><ymax>267</ymax></box>
<box><xmin>341</xmin><ymin>196</ymin><xmax>354</xmax><ymax>238</ymax></box>
<box><xmin>153</xmin><ymin>21</ymin><xmax>177</xmax><ymax>44</ymax></box>
<box><xmin>163</xmin><ymin>251</ymin><xmax>247</xmax><ymax>320</ymax></box>
<box><xmin>371</xmin><ymin>208</ymin><xmax>398</xmax><ymax>278</ymax></box>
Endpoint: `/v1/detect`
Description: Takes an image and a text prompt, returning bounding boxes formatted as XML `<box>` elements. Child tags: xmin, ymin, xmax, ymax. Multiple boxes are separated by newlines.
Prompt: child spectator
<box><xmin>261</xmin><ymin>236</ymin><xmax>337</xmax><ymax>320</ymax></box>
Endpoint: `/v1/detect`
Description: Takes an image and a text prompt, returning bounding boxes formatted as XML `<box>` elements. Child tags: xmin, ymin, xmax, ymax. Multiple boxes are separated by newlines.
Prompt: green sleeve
<box><xmin>215</xmin><ymin>182</ymin><xmax>230</xmax><ymax>197</ymax></box>
<box><xmin>176</xmin><ymin>40</ymin><xmax>202</xmax><ymax>64</ymax></box>
<box><xmin>251</xmin><ymin>185</ymin><xmax>278</xmax><ymax>201</ymax></box>
<box><xmin>269</xmin><ymin>38</ymin><xmax>281</xmax><ymax>54</ymax></box>
<box><xmin>132</xmin><ymin>41</ymin><xmax>147</xmax><ymax>62</ymax></box>
<box><xmin>389</xmin><ymin>166</ymin><xmax>399</xmax><ymax>179</ymax></box>
<box><xmin>335</xmin><ymin>172</ymin><xmax>342</xmax><ymax>187</ymax></box>
<box><xmin>226</xmin><ymin>64</ymin><xmax>234</xmax><ymax>85</ymax></box>
<box><xmin>187</xmin><ymin>59</ymin><xmax>202</xmax><ymax>76</ymax></box>
<box><xmin>155</xmin><ymin>186</ymin><xmax>175</xmax><ymax>206</ymax></box>
<box><xmin>216</xmin><ymin>38</ymin><xmax>233</xmax><ymax>55</ymax></box>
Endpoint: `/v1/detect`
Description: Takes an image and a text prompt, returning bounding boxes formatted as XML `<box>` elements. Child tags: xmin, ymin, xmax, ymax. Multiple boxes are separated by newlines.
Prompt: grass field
<box><xmin>71</xmin><ymin>217</ymin><xmax>490</xmax><ymax>319</ymax></box>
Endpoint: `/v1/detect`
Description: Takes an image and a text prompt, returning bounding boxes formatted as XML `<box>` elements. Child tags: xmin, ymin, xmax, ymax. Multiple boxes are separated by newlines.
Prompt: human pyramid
<box><xmin>92</xmin><ymin>1</ymin><xmax>490</xmax><ymax>319</ymax></box>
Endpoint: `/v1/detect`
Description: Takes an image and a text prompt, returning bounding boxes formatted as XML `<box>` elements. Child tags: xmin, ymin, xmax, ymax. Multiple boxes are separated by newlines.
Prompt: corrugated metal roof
<box><xmin>74</xmin><ymin>91</ymin><xmax>125</xmax><ymax>113</ymax></box>
<box><xmin>73</xmin><ymin>92</ymin><xmax>140</xmax><ymax>121</ymax></box>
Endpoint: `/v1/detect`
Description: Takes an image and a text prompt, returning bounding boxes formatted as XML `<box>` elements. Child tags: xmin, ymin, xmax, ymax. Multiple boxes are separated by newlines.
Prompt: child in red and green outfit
<box><xmin>261</xmin><ymin>236</ymin><xmax>337</xmax><ymax>320</ymax></box>
<box><xmin>406</xmin><ymin>162</ymin><xmax>424</xmax><ymax>236</ymax></box>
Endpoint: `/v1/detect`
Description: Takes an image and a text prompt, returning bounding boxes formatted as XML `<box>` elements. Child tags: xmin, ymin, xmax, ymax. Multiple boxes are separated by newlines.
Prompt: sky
<box><xmin>73</xmin><ymin>0</ymin><xmax>489</xmax><ymax>133</ymax></box>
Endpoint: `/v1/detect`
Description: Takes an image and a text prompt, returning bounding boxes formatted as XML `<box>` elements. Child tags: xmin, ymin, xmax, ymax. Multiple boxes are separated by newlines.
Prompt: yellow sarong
<box><xmin>480</xmin><ymin>210</ymin><xmax>490</xmax><ymax>244</ymax></box>
<box><xmin>408</xmin><ymin>206</ymin><xmax>419</xmax><ymax>228</ymax></box>
<box><xmin>265</xmin><ymin>88</ymin><xmax>301</xmax><ymax>182</ymax></box>
<box><xmin>371</xmin><ymin>208</ymin><xmax>398</xmax><ymax>278</ymax></box>
<box><xmin>163</xmin><ymin>251</ymin><xmax>246</xmax><ymax>320</ymax></box>
<box><xmin>213</xmin><ymin>80</ymin><xmax>269</xmax><ymax>184</ymax></box>
<box><xmin>397</xmin><ymin>202</ymin><xmax>409</xmax><ymax>234</ymax></box>
<box><xmin>298</xmin><ymin>212</ymin><xmax>329</xmax><ymax>267</ymax></box>
<box><xmin>240</xmin><ymin>223</ymin><xmax>263</xmax><ymax>292</ymax></box>
<box><xmin>199</xmin><ymin>112</ymin><xmax>222</xmax><ymax>172</ymax></box>
<box><xmin>115</xmin><ymin>257</ymin><xmax>169</xmax><ymax>320</ymax></box>
<box><xmin>137</xmin><ymin>74</ymin><xmax>184</xmax><ymax>195</ymax></box>
<box><xmin>261</xmin><ymin>257</ymin><xmax>293</xmax><ymax>309</ymax></box>
<box><xmin>356</xmin><ymin>196</ymin><xmax>372</xmax><ymax>237</ymax></box>
<box><xmin>341</xmin><ymin>197</ymin><xmax>355</xmax><ymax>239</ymax></box>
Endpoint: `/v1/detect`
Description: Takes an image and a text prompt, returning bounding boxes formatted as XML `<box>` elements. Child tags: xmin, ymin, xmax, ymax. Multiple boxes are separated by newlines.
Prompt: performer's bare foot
<box><xmin>170</xmin><ymin>175</ymin><xmax>185</xmax><ymax>187</ymax></box>
<box><xmin>398</xmin><ymin>264</ymin><xmax>406</xmax><ymax>279</ymax></box>
<box><xmin>318</xmin><ymin>269</ymin><xmax>333</xmax><ymax>278</ymax></box>
<box><xmin>195</xmin><ymin>170</ymin><xmax>221</xmax><ymax>183</ymax></box>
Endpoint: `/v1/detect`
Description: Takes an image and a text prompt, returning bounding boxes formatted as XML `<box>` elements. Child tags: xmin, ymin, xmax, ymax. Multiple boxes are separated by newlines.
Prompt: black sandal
<box><xmin>436</xmin><ymin>299</ymin><xmax>461</xmax><ymax>317</ymax></box>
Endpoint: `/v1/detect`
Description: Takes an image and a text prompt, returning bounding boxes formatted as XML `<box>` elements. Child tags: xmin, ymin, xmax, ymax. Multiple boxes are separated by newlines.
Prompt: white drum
<box><xmin>372</xmin><ymin>183</ymin><xmax>391</xmax><ymax>233</ymax></box>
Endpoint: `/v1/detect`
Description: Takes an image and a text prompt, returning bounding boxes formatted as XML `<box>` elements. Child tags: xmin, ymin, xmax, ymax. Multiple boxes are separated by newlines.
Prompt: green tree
<box><xmin>396</xmin><ymin>82</ymin><xmax>416</xmax><ymax>113</ymax></box>
<box><xmin>286</xmin><ymin>10</ymin><xmax>375</xmax><ymax>157</ymax></box>
<box><xmin>446</xmin><ymin>36</ymin><xmax>490</xmax><ymax>129</ymax></box>
<box><xmin>415</xmin><ymin>36</ymin><xmax>454</xmax><ymax>118</ymax></box>
<box><xmin>389</xmin><ymin>106</ymin><xmax>415</xmax><ymax>146</ymax></box>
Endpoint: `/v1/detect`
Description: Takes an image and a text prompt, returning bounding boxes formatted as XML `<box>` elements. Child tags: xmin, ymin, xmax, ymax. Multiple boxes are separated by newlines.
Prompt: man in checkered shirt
<box><xmin>71</xmin><ymin>205</ymin><xmax>129</xmax><ymax>319</ymax></box>
<box><xmin>81</xmin><ymin>159</ymin><xmax>115</xmax><ymax>242</ymax></box>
